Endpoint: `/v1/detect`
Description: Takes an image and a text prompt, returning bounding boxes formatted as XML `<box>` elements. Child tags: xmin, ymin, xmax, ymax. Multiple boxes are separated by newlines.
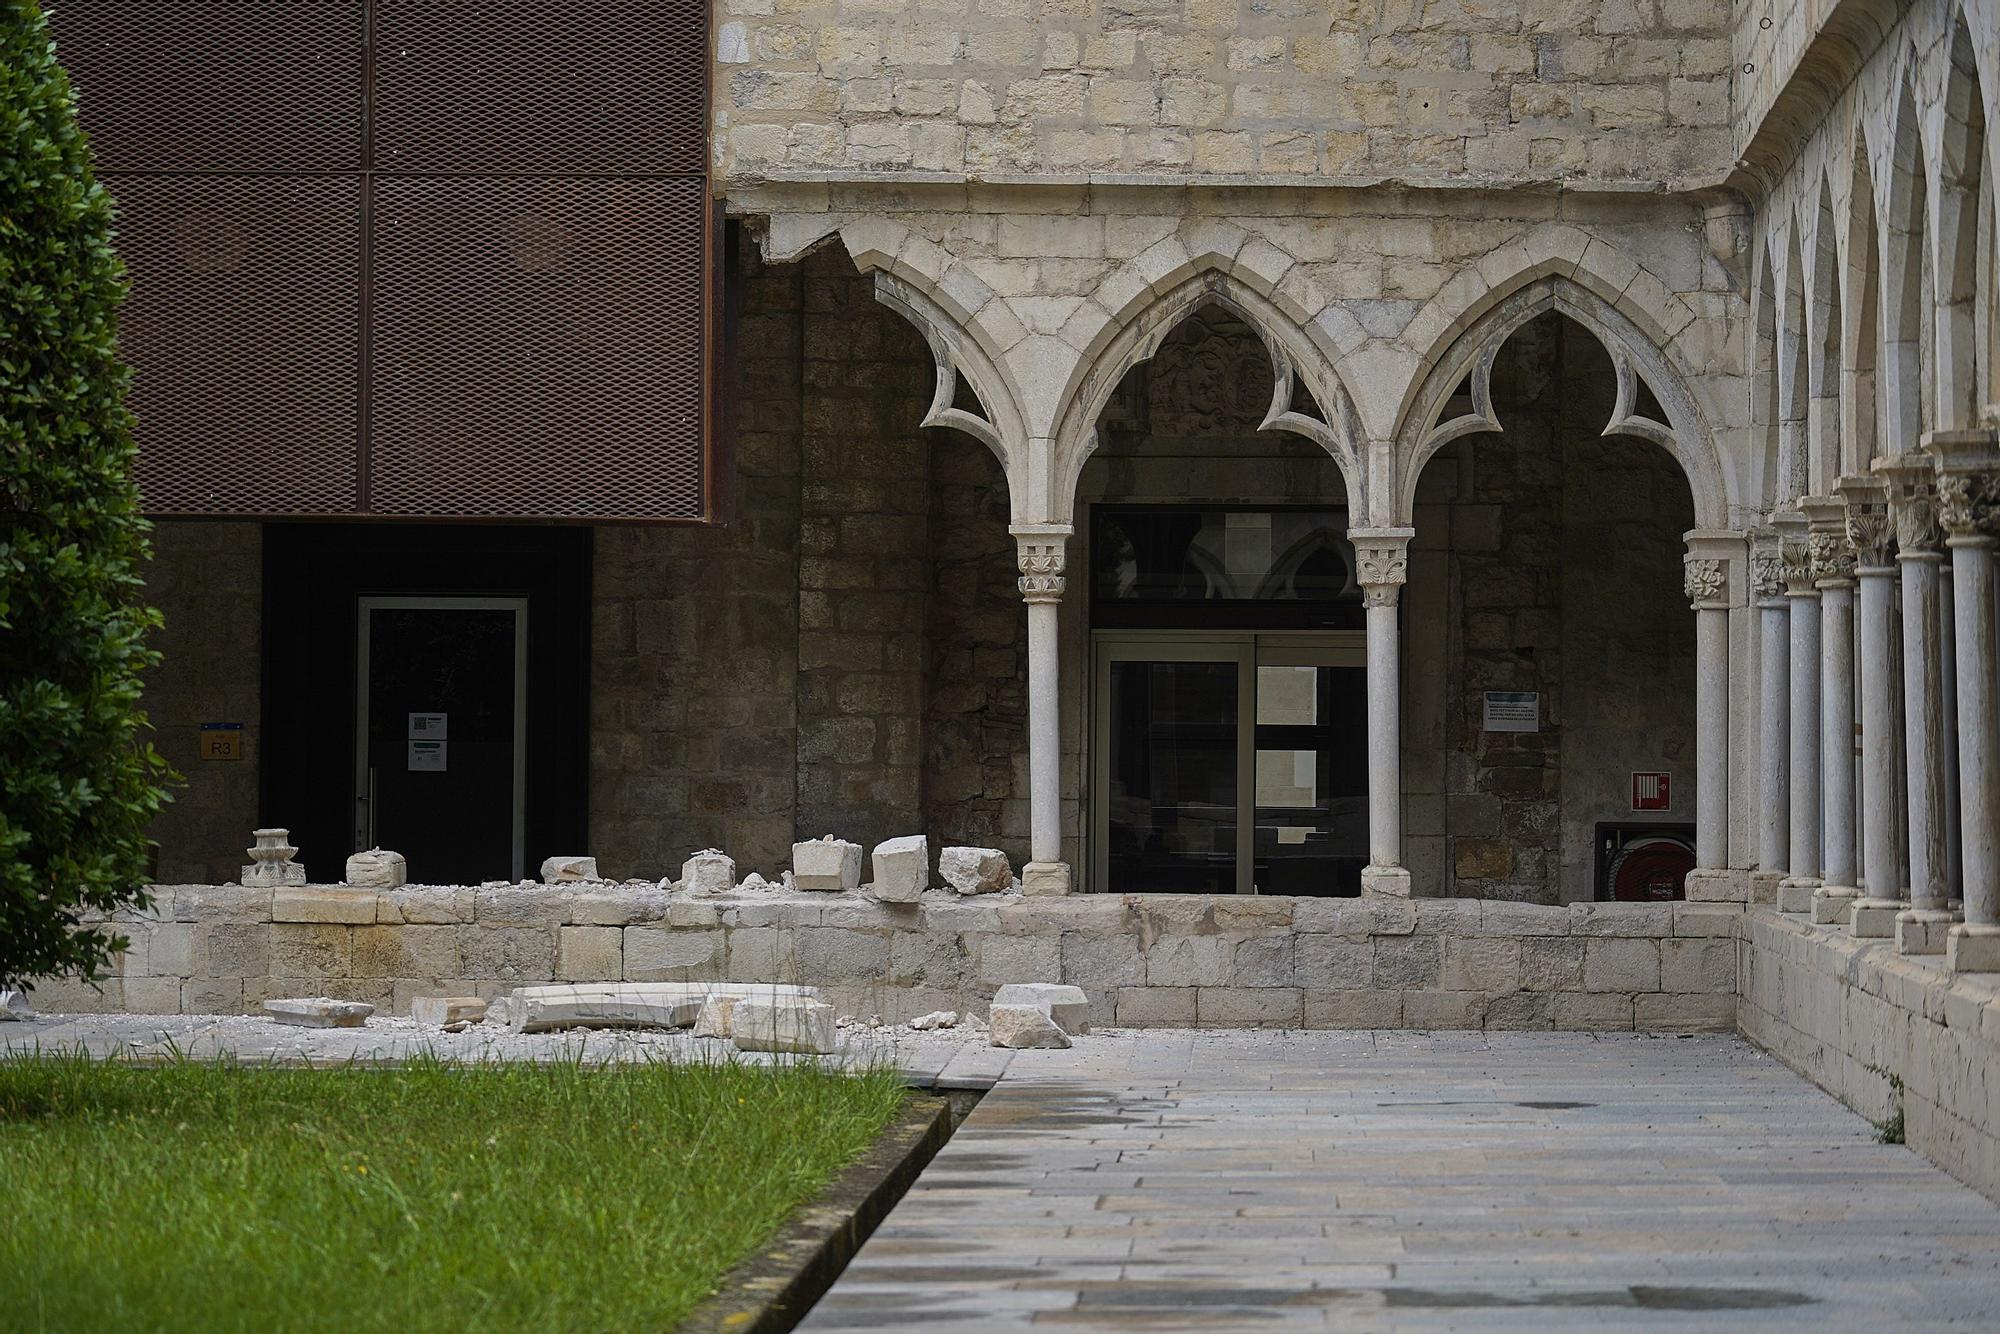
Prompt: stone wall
<box><xmin>1740</xmin><ymin>908</ymin><xmax>2000</xmax><ymax>1203</ymax></box>
<box><xmin>143</xmin><ymin>522</ymin><xmax>263</xmax><ymax>885</ymax></box>
<box><xmin>716</xmin><ymin>0</ymin><xmax>1736</xmax><ymax>187</ymax></box>
<box><xmin>54</xmin><ymin>882</ymin><xmax>1741</xmax><ymax>1033</ymax></box>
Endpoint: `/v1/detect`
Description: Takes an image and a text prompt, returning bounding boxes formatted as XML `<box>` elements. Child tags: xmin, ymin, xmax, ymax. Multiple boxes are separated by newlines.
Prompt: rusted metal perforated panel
<box><xmin>369</xmin><ymin>176</ymin><xmax>709</xmax><ymax>519</ymax></box>
<box><xmin>109</xmin><ymin>175</ymin><xmax>363</xmax><ymax>515</ymax></box>
<box><xmin>49</xmin><ymin>2</ymin><xmax>364</xmax><ymax>171</ymax></box>
<box><xmin>372</xmin><ymin>1</ymin><xmax>710</xmax><ymax>173</ymax></box>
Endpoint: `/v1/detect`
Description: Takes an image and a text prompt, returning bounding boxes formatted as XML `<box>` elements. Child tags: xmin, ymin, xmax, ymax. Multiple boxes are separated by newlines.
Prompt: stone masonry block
<box><xmin>1404</xmin><ymin>990</ymin><xmax>1488</xmax><ymax>1030</ymax></box>
<box><xmin>351</xmin><ymin>925</ymin><xmax>459</xmax><ymax>980</ymax></box>
<box><xmin>559</xmin><ymin>926</ymin><xmax>625</xmax><ymax>981</ymax></box>
<box><xmin>1660</xmin><ymin>937</ymin><xmax>1735</xmax><ymax>993</ymax></box>
<box><xmin>1116</xmin><ymin>986</ymin><xmax>1197</xmax><ymax>1026</ymax></box>
<box><xmin>456</xmin><ymin>926</ymin><xmax>556</xmax><ymax>982</ymax></box>
<box><xmin>1061</xmin><ymin>932</ymin><xmax>1146</xmax><ymax>989</ymax></box>
<box><xmin>1197</xmin><ymin>987</ymin><xmax>1302</xmax><ymax>1027</ymax></box>
<box><xmin>1305</xmin><ymin>989</ymin><xmax>1403</xmax><ymax>1029</ymax></box>
<box><xmin>1440</xmin><ymin>937</ymin><xmax>1520</xmax><ymax>992</ymax></box>
<box><xmin>1571</xmin><ymin>902</ymin><xmax>1675</xmax><ymax>937</ymax></box>
<box><xmin>1551</xmin><ymin>991</ymin><xmax>1637</xmax><ymax>1030</ymax></box>
<box><xmin>272</xmin><ymin>888</ymin><xmax>376</xmax><ymax>925</ymax></box>
<box><xmin>623</xmin><ymin>926</ymin><xmax>720</xmax><ymax>980</ymax></box>
<box><xmin>268</xmin><ymin>924</ymin><xmax>352</xmax><ymax>979</ymax></box>
<box><xmin>1635</xmin><ymin>993</ymin><xmax>1736</xmax><ymax>1032</ymax></box>
<box><xmin>1297</xmin><ymin>936</ymin><xmax>1373</xmax><ymax>989</ymax></box>
<box><xmin>1230</xmin><ymin>936</ymin><xmax>1297</xmax><ymax>987</ymax></box>
<box><xmin>977</xmin><ymin>932</ymin><xmax>1061</xmax><ymax>985</ymax></box>
<box><xmin>1584</xmin><ymin>938</ymin><xmax>1660</xmax><ymax>992</ymax></box>
<box><xmin>1519</xmin><ymin>937</ymin><xmax>1585</xmax><ymax>991</ymax></box>
<box><xmin>1373</xmin><ymin>935</ymin><xmax>1442</xmax><ymax>989</ymax></box>
<box><xmin>796</xmin><ymin>927</ymin><xmax>891</xmax><ymax>982</ymax></box>
<box><xmin>192</xmin><ymin>923</ymin><xmax>270</xmax><ymax>979</ymax></box>
<box><xmin>1145</xmin><ymin>936</ymin><xmax>1232</xmax><ymax>987</ymax></box>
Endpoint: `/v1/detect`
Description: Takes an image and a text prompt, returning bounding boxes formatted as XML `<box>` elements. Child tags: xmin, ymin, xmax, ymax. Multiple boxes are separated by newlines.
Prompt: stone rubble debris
<box><xmin>731</xmin><ymin>997</ymin><xmax>838</xmax><ymax>1055</ymax></box>
<box><xmin>908</xmin><ymin>1010</ymin><xmax>958</xmax><ymax>1030</ymax></box>
<box><xmin>343</xmin><ymin>848</ymin><xmax>407</xmax><ymax>888</ymax></box>
<box><xmin>940</xmin><ymin>845</ymin><xmax>1012</xmax><ymax>895</ymax></box>
<box><xmin>992</xmin><ymin>982</ymin><xmax>1091</xmax><ymax>1034</ymax></box>
<box><xmin>409</xmin><ymin>996</ymin><xmax>486</xmax><ymax>1027</ymax></box>
<box><xmin>691</xmin><ymin>994</ymin><xmax>739</xmax><ymax>1038</ymax></box>
<box><xmin>241</xmin><ymin>827</ymin><xmax>306</xmax><ymax>888</ymax></box>
<box><xmin>792</xmin><ymin>835</ymin><xmax>863</xmax><ymax>892</ymax></box>
<box><xmin>681</xmin><ymin>849</ymin><xmax>736</xmax><ymax>894</ymax></box>
<box><xmin>870</xmin><ymin>834</ymin><xmax>929</xmax><ymax>902</ymax></box>
<box><xmin>539</xmin><ymin>855</ymin><xmax>600</xmax><ymax>884</ymax></box>
<box><xmin>264</xmin><ymin>997</ymin><xmax>373</xmax><ymax>1028</ymax></box>
<box><xmin>988</xmin><ymin>1004</ymin><xmax>1070</xmax><ymax>1049</ymax></box>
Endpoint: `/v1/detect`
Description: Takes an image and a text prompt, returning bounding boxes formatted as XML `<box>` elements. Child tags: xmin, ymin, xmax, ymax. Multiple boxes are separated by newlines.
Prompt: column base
<box><xmin>1775</xmin><ymin>877</ymin><xmax>1821</xmax><ymax>914</ymax></box>
<box><xmin>1746</xmin><ymin>870</ymin><xmax>1783</xmax><ymax>905</ymax></box>
<box><xmin>1361</xmin><ymin>865</ymin><xmax>1412</xmax><ymax>898</ymax></box>
<box><xmin>1946</xmin><ymin>922</ymin><xmax>2000</xmax><ymax>973</ymax></box>
<box><xmin>1895</xmin><ymin>908</ymin><xmax>1959</xmax><ymax>955</ymax></box>
<box><xmin>1021</xmin><ymin>861</ymin><xmax>1072</xmax><ymax>897</ymax></box>
<box><xmin>1848</xmin><ymin>897</ymin><xmax>1903</xmax><ymax>938</ymax></box>
<box><xmin>1683</xmin><ymin>867</ymin><xmax>1745</xmax><ymax>902</ymax></box>
<box><xmin>1810</xmin><ymin>884</ymin><xmax>1860</xmax><ymax>925</ymax></box>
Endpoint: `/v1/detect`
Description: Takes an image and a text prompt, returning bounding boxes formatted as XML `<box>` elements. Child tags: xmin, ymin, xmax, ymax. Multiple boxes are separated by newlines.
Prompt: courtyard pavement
<box><xmin>6</xmin><ymin>1018</ymin><xmax>1998</xmax><ymax>1328</ymax></box>
<box><xmin>805</xmin><ymin>1031</ymin><xmax>2000</xmax><ymax>1331</ymax></box>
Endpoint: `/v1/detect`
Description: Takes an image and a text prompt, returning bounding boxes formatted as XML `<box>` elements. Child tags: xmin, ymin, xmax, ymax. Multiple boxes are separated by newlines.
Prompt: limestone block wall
<box><xmin>1739</xmin><ymin>908</ymin><xmax>2000</xmax><ymax>1202</ymax></box>
<box><xmin>52</xmin><ymin>884</ymin><xmax>1740</xmax><ymax>1034</ymax></box>
<box><xmin>715</xmin><ymin>0</ymin><xmax>1737</xmax><ymax>187</ymax></box>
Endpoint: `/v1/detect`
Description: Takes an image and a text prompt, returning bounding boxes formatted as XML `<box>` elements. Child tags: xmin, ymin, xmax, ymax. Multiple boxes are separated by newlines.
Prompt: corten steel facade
<box><xmin>54</xmin><ymin>1</ymin><xmax>719</xmax><ymax>522</ymax></box>
<box><xmin>64</xmin><ymin>3</ymin><xmax>2000</xmax><ymax>957</ymax></box>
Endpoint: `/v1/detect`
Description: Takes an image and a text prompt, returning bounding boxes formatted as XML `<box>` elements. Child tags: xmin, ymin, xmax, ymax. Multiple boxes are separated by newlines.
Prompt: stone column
<box><xmin>1801</xmin><ymin>495</ymin><xmax>1860</xmax><ymax>924</ymax></box>
<box><xmin>1878</xmin><ymin>454</ymin><xmax>1955</xmax><ymax>952</ymax></box>
<box><xmin>1682</xmin><ymin>531</ymin><xmax>1740</xmax><ymax>898</ymax></box>
<box><xmin>1775</xmin><ymin>511</ymin><xmax>1822</xmax><ymax>913</ymax></box>
<box><xmin>1750</xmin><ymin>528</ymin><xmax>1789</xmax><ymax>904</ymax></box>
<box><xmin>1838</xmin><ymin>475</ymin><xmax>1902</xmax><ymax>937</ymax></box>
<box><xmin>1353</xmin><ymin>527</ymin><xmax>1415</xmax><ymax>898</ymax></box>
<box><xmin>1014</xmin><ymin>527</ymin><xmax>1071</xmax><ymax>897</ymax></box>
<box><xmin>1929</xmin><ymin>428</ymin><xmax>2000</xmax><ymax>971</ymax></box>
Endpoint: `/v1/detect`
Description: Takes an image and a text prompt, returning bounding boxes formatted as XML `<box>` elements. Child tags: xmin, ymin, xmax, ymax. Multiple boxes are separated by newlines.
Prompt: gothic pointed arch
<box><xmin>1046</xmin><ymin>265</ymin><xmax>1363</xmax><ymax>527</ymax></box>
<box><xmin>1391</xmin><ymin>273</ymin><xmax>1727</xmax><ymax>528</ymax></box>
<box><xmin>1846</xmin><ymin>130</ymin><xmax>1886</xmax><ymax>469</ymax></box>
<box><xmin>1778</xmin><ymin>218</ymin><xmax>1810</xmax><ymax>502</ymax></box>
<box><xmin>1807</xmin><ymin>174</ymin><xmax>1845</xmax><ymax>482</ymax></box>
<box><xmin>1936</xmin><ymin>7</ymin><xmax>1990</xmax><ymax>426</ymax></box>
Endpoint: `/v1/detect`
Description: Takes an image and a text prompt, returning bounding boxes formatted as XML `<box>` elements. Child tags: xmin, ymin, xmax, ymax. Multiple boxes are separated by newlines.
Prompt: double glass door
<box><xmin>1092</xmin><ymin>635</ymin><xmax>1368</xmax><ymax>895</ymax></box>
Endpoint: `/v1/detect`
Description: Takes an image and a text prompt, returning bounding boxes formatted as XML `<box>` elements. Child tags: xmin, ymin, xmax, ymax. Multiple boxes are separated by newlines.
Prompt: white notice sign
<box><xmin>408</xmin><ymin>712</ymin><xmax>447</xmax><ymax>740</ymax></box>
<box><xmin>408</xmin><ymin>739</ymin><xmax>448</xmax><ymax>772</ymax></box>
<box><xmin>1482</xmin><ymin>691</ymin><xmax>1539</xmax><ymax>733</ymax></box>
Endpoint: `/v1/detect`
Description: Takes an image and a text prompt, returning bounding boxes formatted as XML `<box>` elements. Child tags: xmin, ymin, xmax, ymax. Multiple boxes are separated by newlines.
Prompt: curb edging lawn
<box><xmin>678</xmin><ymin>1093</ymin><xmax>955</xmax><ymax>1334</ymax></box>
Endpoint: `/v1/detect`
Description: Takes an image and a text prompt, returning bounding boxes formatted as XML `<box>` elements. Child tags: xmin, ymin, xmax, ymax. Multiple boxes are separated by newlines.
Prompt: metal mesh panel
<box><xmin>373</xmin><ymin>2</ymin><xmax>709</xmax><ymax>172</ymax></box>
<box><xmin>368</xmin><ymin>176</ymin><xmax>708</xmax><ymax>519</ymax></box>
<box><xmin>110</xmin><ymin>175</ymin><xmax>363</xmax><ymax>515</ymax></box>
<box><xmin>50</xmin><ymin>3</ymin><xmax>365</xmax><ymax>171</ymax></box>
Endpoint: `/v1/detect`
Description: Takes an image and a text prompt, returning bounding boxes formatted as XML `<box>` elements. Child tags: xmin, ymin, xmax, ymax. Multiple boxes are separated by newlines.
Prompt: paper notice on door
<box><xmin>408</xmin><ymin>739</ymin><xmax>447</xmax><ymax>772</ymax></box>
<box><xmin>408</xmin><ymin>712</ymin><xmax>447</xmax><ymax>740</ymax></box>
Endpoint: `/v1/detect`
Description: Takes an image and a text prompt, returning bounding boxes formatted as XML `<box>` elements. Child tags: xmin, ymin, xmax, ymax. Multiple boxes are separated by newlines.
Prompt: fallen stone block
<box><xmin>732</xmin><ymin>998</ymin><xmax>838</xmax><ymax>1055</ymax></box>
<box><xmin>264</xmin><ymin>997</ymin><xmax>373</xmax><ymax>1028</ymax></box>
<box><xmin>504</xmin><ymin>981</ymin><xmax>821</xmax><ymax>1034</ymax></box>
<box><xmin>909</xmin><ymin>1009</ymin><xmax>957</xmax><ymax>1030</ymax></box>
<box><xmin>540</xmin><ymin>855</ymin><xmax>600</xmax><ymax>884</ymax></box>
<box><xmin>681</xmin><ymin>850</ymin><xmax>735</xmax><ymax>894</ymax></box>
<box><xmin>344</xmin><ymin>849</ymin><xmax>407</xmax><ymax>888</ymax></box>
<box><xmin>793</xmin><ymin>836</ymin><xmax>863</xmax><ymax>892</ymax></box>
<box><xmin>871</xmin><ymin>835</ymin><xmax>929</xmax><ymax>902</ymax></box>
<box><xmin>940</xmin><ymin>846</ymin><xmax>1011</xmax><ymax>895</ymax></box>
<box><xmin>692</xmin><ymin>994</ymin><xmax>738</xmax><ymax>1038</ymax></box>
<box><xmin>993</xmin><ymin>982</ymin><xmax>1090</xmax><ymax>1034</ymax></box>
<box><xmin>410</xmin><ymin>995</ymin><xmax>486</xmax><ymax>1027</ymax></box>
<box><xmin>989</xmin><ymin>1004</ymin><xmax>1070</xmax><ymax>1049</ymax></box>
<box><xmin>0</xmin><ymin>989</ymin><xmax>31</xmax><ymax>1021</ymax></box>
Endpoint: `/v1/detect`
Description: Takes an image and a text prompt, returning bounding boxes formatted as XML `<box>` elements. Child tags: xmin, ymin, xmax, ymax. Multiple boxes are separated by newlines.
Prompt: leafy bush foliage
<box><xmin>1</xmin><ymin>1</ymin><xmax>174</xmax><ymax>990</ymax></box>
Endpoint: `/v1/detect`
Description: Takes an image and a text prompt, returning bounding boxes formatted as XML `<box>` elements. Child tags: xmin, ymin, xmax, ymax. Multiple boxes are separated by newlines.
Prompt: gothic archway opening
<box><xmin>1403</xmin><ymin>311</ymin><xmax>1697</xmax><ymax>904</ymax></box>
<box><xmin>1069</xmin><ymin>303</ymin><xmax>1365</xmax><ymax>896</ymax></box>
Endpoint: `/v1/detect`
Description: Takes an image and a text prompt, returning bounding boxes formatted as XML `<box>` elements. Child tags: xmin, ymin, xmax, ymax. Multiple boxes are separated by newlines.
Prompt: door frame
<box><xmin>354</xmin><ymin>595</ymin><xmax>530</xmax><ymax>880</ymax></box>
<box><xmin>1089</xmin><ymin>629</ymin><xmax>1366</xmax><ymax>895</ymax></box>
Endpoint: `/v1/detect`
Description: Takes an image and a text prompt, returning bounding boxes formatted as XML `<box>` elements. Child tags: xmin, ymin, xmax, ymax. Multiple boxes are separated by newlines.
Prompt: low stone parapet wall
<box><xmin>35</xmin><ymin>884</ymin><xmax>1741</xmax><ymax>1032</ymax></box>
<box><xmin>1738</xmin><ymin>909</ymin><xmax>2000</xmax><ymax>1202</ymax></box>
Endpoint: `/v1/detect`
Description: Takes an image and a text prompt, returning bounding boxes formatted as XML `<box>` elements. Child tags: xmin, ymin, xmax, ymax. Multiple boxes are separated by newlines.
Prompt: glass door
<box><xmin>1092</xmin><ymin>634</ymin><xmax>1366</xmax><ymax>894</ymax></box>
<box><xmin>1093</xmin><ymin>641</ymin><xmax>1252</xmax><ymax>895</ymax></box>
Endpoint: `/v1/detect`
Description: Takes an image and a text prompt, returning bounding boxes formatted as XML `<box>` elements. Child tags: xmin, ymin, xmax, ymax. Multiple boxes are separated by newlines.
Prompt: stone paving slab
<box><xmin>803</xmin><ymin>1030</ymin><xmax>2000</xmax><ymax>1331</ymax></box>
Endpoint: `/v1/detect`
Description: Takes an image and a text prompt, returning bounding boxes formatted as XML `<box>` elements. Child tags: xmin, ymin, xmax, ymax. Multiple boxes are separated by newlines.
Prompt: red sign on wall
<box><xmin>1632</xmin><ymin>772</ymin><xmax>1671</xmax><ymax>811</ymax></box>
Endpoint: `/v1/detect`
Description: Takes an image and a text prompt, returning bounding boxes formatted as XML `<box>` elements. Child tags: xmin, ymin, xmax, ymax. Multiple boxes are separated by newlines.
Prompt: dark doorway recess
<box><xmin>262</xmin><ymin>524</ymin><xmax>590</xmax><ymax>885</ymax></box>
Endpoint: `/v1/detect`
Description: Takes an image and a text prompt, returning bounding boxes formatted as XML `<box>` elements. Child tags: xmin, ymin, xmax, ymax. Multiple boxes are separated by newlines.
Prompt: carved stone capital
<box><xmin>1747</xmin><ymin>528</ymin><xmax>1784</xmax><ymax>602</ymax></box>
<box><xmin>1798</xmin><ymin>495</ymin><xmax>1855</xmax><ymax>585</ymax></box>
<box><xmin>1834</xmin><ymin>474</ymin><xmax>1893</xmax><ymax>571</ymax></box>
<box><xmin>1012</xmin><ymin>527</ymin><xmax>1070</xmax><ymax>604</ymax></box>
<box><xmin>1348</xmin><ymin>526</ymin><xmax>1414</xmax><ymax>602</ymax></box>
<box><xmin>1682</xmin><ymin>556</ymin><xmax>1728</xmax><ymax>609</ymax></box>
<box><xmin>1874</xmin><ymin>453</ymin><xmax>1943</xmax><ymax>558</ymax></box>
<box><xmin>1925</xmin><ymin>428</ymin><xmax>2000</xmax><ymax>544</ymax></box>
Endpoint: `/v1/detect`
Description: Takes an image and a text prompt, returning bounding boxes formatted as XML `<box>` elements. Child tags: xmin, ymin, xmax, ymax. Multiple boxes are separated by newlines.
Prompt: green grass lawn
<box><xmin>0</xmin><ymin>1052</ymin><xmax>908</xmax><ymax>1332</ymax></box>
